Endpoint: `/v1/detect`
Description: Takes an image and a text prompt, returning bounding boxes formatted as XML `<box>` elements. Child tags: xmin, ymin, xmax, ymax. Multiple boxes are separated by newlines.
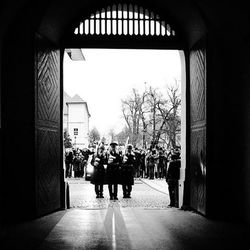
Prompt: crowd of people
<box><xmin>64</xmin><ymin>142</ymin><xmax>181</xmax><ymax>206</ymax></box>
<box><xmin>64</xmin><ymin>147</ymin><xmax>94</xmax><ymax>178</ymax></box>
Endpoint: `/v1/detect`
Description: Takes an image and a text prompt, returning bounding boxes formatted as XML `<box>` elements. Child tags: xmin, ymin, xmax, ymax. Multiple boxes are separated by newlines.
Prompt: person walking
<box><xmin>106</xmin><ymin>142</ymin><xmax>122</xmax><ymax>200</ymax></box>
<box><xmin>90</xmin><ymin>144</ymin><xmax>107</xmax><ymax>198</ymax></box>
<box><xmin>120</xmin><ymin>144</ymin><xmax>135</xmax><ymax>198</ymax></box>
<box><xmin>166</xmin><ymin>150</ymin><xmax>181</xmax><ymax>207</ymax></box>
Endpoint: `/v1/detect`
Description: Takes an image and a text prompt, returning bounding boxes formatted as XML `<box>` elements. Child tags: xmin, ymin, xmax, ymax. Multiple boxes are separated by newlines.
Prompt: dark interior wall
<box><xmin>1</xmin><ymin>4</ymin><xmax>63</xmax><ymax>222</ymax></box>
<box><xmin>239</xmin><ymin>38</ymin><xmax>250</xmax><ymax>224</ymax></box>
<box><xmin>35</xmin><ymin>1</ymin><xmax>250</xmax><ymax>225</ymax></box>
<box><xmin>206</xmin><ymin>32</ymin><xmax>247</xmax><ymax>222</ymax></box>
<box><xmin>36</xmin><ymin>0</ymin><xmax>206</xmax><ymax>48</ymax></box>
<box><xmin>0</xmin><ymin>0</ymin><xmax>250</xmax><ymax>225</ymax></box>
<box><xmin>0</xmin><ymin>43</ymin><xmax>2</xmax><ymax>233</ymax></box>
<box><xmin>1</xmin><ymin>8</ymin><xmax>36</xmax><ymax>222</ymax></box>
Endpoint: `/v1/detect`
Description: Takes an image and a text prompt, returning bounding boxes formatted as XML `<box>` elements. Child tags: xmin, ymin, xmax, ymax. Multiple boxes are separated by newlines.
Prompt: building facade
<box><xmin>63</xmin><ymin>92</ymin><xmax>90</xmax><ymax>149</ymax></box>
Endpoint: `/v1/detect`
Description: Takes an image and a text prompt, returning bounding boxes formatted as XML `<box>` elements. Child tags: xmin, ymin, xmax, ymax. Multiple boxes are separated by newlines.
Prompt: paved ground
<box><xmin>1</xmin><ymin>178</ymin><xmax>249</xmax><ymax>250</ymax></box>
<box><xmin>140</xmin><ymin>178</ymin><xmax>169</xmax><ymax>195</ymax></box>
<box><xmin>67</xmin><ymin>178</ymin><xmax>170</xmax><ymax>209</ymax></box>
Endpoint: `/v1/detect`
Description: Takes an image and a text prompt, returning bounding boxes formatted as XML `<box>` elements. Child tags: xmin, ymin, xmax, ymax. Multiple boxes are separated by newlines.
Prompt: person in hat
<box><xmin>106</xmin><ymin>142</ymin><xmax>122</xmax><ymax>200</ymax></box>
<box><xmin>90</xmin><ymin>144</ymin><xmax>107</xmax><ymax>198</ymax></box>
<box><xmin>166</xmin><ymin>150</ymin><xmax>181</xmax><ymax>207</ymax></box>
<box><xmin>120</xmin><ymin>144</ymin><xmax>136</xmax><ymax>198</ymax></box>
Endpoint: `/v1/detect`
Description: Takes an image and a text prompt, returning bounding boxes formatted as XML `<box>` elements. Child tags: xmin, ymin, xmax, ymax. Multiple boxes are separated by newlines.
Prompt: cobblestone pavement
<box><xmin>140</xmin><ymin>178</ymin><xmax>169</xmax><ymax>195</ymax></box>
<box><xmin>67</xmin><ymin>178</ymin><xmax>170</xmax><ymax>209</ymax></box>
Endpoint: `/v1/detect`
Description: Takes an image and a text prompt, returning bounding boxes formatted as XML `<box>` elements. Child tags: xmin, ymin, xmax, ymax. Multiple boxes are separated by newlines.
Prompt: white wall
<box><xmin>63</xmin><ymin>114</ymin><xmax>68</xmax><ymax>131</ymax></box>
<box><xmin>179</xmin><ymin>50</ymin><xmax>186</xmax><ymax>208</ymax></box>
<box><xmin>67</xmin><ymin>103</ymin><xmax>89</xmax><ymax>148</ymax></box>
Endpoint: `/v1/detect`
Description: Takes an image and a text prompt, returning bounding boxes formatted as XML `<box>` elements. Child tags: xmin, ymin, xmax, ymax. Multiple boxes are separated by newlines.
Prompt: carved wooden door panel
<box><xmin>189</xmin><ymin>41</ymin><xmax>207</xmax><ymax>215</ymax></box>
<box><xmin>35</xmin><ymin>43</ymin><xmax>61</xmax><ymax>217</ymax></box>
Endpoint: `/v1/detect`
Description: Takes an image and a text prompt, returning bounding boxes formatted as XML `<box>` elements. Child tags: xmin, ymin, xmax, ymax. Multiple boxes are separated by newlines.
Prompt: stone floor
<box><xmin>68</xmin><ymin>178</ymin><xmax>170</xmax><ymax>209</ymax></box>
<box><xmin>1</xmin><ymin>179</ymin><xmax>249</xmax><ymax>250</ymax></box>
<box><xmin>140</xmin><ymin>178</ymin><xmax>169</xmax><ymax>195</ymax></box>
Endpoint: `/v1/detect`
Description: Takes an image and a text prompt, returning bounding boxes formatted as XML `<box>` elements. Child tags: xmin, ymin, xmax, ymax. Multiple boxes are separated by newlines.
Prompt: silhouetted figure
<box><xmin>166</xmin><ymin>151</ymin><xmax>181</xmax><ymax>207</ymax></box>
<box><xmin>73</xmin><ymin>154</ymin><xmax>82</xmax><ymax>178</ymax></box>
<box><xmin>90</xmin><ymin>144</ymin><xmax>107</xmax><ymax>198</ymax></box>
<box><xmin>146</xmin><ymin>149</ymin><xmax>158</xmax><ymax>179</ymax></box>
<box><xmin>158</xmin><ymin>148</ymin><xmax>167</xmax><ymax>179</ymax></box>
<box><xmin>120</xmin><ymin>144</ymin><xmax>135</xmax><ymax>198</ymax></box>
<box><xmin>106</xmin><ymin>142</ymin><xmax>122</xmax><ymax>200</ymax></box>
<box><xmin>134</xmin><ymin>148</ymin><xmax>141</xmax><ymax>178</ymax></box>
<box><xmin>82</xmin><ymin>147</ymin><xmax>93</xmax><ymax>161</ymax></box>
<box><xmin>65</xmin><ymin>151</ymin><xmax>73</xmax><ymax>178</ymax></box>
<box><xmin>140</xmin><ymin>150</ymin><xmax>146</xmax><ymax>178</ymax></box>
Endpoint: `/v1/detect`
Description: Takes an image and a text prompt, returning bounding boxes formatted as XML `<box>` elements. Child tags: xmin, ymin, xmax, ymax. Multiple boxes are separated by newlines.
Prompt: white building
<box><xmin>63</xmin><ymin>92</ymin><xmax>91</xmax><ymax>149</ymax></box>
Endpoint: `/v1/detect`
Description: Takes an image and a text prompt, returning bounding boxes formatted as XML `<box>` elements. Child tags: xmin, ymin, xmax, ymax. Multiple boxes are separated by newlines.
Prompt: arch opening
<box><xmin>63</xmin><ymin>47</ymin><xmax>186</xmax><ymax>209</ymax></box>
<box><xmin>73</xmin><ymin>4</ymin><xmax>176</xmax><ymax>37</ymax></box>
<box><xmin>62</xmin><ymin>3</ymin><xmax>185</xmax><ymax>50</ymax></box>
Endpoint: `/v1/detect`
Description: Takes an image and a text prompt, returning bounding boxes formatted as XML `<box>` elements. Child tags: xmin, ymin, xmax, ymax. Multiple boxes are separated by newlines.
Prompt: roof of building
<box><xmin>63</xmin><ymin>92</ymin><xmax>91</xmax><ymax>117</ymax></box>
<box><xmin>68</xmin><ymin>94</ymin><xmax>85</xmax><ymax>103</ymax></box>
<box><xmin>63</xmin><ymin>92</ymin><xmax>72</xmax><ymax>114</ymax></box>
<box><xmin>65</xmin><ymin>48</ymin><xmax>85</xmax><ymax>61</ymax></box>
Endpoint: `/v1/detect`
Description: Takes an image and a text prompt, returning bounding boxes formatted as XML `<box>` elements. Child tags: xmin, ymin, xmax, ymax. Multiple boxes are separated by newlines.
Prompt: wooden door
<box><xmin>34</xmin><ymin>38</ymin><xmax>62</xmax><ymax>217</ymax></box>
<box><xmin>189</xmin><ymin>40</ymin><xmax>207</xmax><ymax>215</ymax></box>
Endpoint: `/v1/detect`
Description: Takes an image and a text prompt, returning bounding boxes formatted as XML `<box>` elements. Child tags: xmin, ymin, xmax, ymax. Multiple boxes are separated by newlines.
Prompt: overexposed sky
<box><xmin>64</xmin><ymin>49</ymin><xmax>181</xmax><ymax>137</ymax></box>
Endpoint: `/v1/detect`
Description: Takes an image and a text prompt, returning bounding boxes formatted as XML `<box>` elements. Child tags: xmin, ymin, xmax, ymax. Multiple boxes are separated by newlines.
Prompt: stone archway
<box><xmin>0</xmin><ymin>0</ymin><xmax>210</xmax><ymax>223</ymax></box>
<box><xmin>59</xmin><ymin>3</ymin><xmax>207</xmax><ymax>215</ymax></box>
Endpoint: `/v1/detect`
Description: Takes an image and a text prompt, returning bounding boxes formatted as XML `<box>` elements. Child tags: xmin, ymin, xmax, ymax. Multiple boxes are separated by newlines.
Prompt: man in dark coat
<box><xmin>140</xmin><ymin>149</ymin><xmax>146</xmax><ymax>178</ymax></box>
<box><xmin>82</xmin><ymin>147</ymin><xmax>94</xmax><ymax>162</ymax></box>
<box><xmin>166</xmin><ymin>151</ymin><xmax>181</xmax><ymax>207</ymax></box>
<box><xmin>158</xmin><ymin>148</ymin><xmax>166</xmax><ymax>179</ymax></box>
<box><xmin>120</xmin><ymin>144</ymin><xmax>135</xmax><ymax>198</ymax></box>
<box><xmin>90</xmin><ymin>144</ymin><xmax>107</xmax><ymax>198</ymax></box>
<box><xmin>146</xmin><ymin>149</ymin><xmax>158</xmax><ymax>179</ymax></box>
<box><xmin>65</xmin><ymin>151</ymin><xmax>73</xmax><ymax>178</ymax></box>
<box><xmin>134</xmin><ymin>148</ymin><xmax>141</xmax><ymax>178</ymax></box>
<box><xmin>106</xmin><ymin>142</ymin><xmax>122</xmax><ymax>200</ymax></box>
<box><xmin>72</xmin><ymin>153</ymin><xmax>81</xmax><ymax>178</ymax></box>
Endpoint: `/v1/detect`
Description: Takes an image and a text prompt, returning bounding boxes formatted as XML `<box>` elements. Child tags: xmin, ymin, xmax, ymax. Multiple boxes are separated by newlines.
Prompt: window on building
<box><xmin>74</xmin><ymin>128</ymin><xmax>78</xmax><ymax>135</ymax></box>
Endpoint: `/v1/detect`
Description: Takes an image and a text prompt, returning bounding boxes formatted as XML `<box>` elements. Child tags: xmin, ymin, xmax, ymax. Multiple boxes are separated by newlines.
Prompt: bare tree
<box><xmin>121</xmin><ymin>82</ymin><xmax>181</xmax><ymax>149</ymax></box>
<box><xmin>108</xmin><ymin>128</ymin><xmax>116</xmax><ymax>142</ymax></box>
<box><xmin>121</xmin><ymin>88</ymin><xmax>144</xmax><ymax>146</ymax></box>
<box><xmin>116</xmin><ymin>126</ymin><xmax>130</xmax><ymax>145</ymax></box>
<box><xmin>139</xmin><ymin>89</ymin><xmax>150</xmax><ymax>148</ymax></box>
<box><xmin>156</xmin><ymin>84</ymin><xmax>181</xmax><ymax>148</ymax></box>
<box><xmin>145</xmin><ymin>86</ymin><xmax>163</xmax><ymax>147</ymax></box>
<box><xmin>89</xmin><ymin>127</ymin><xmax>101</xmax><ymax>146</ymax></box>
<box><xmin>165</xmin><ymin>84</ymin><xmax>181</xmax><ymax>148</ymax></box>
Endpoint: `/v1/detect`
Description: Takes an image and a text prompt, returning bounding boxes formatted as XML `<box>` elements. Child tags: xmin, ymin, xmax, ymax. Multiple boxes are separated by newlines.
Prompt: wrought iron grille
<box><xmin>73</xmin><ymin>4</ymin><xmax>176</xmax><ymax>37</ymax></box>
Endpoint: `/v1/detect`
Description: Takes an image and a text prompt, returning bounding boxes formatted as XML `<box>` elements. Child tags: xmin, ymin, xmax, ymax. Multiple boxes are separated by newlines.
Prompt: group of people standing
<box><xmin>90</xmin><ymin>142</ymin><xmax>135</xmax><ymax>200</ymax></box>
<box><xmin>65</xmin><ymin>142</ymin><xmax>181</xmax><ymax>207</ymax></box>
<box><xmin>65</xmin><ymin>148</ymin><xmax>93</xmax><ymax>178</ymax></box>
<box><xmin>90</xmin><ymin>141</ymin><xmax>181</xmax><ymax>207</ymax></box>
<box><xmin>122</xmin><ymin>146</ymin><xmax>180</xmax><ymax>180</ymax></box>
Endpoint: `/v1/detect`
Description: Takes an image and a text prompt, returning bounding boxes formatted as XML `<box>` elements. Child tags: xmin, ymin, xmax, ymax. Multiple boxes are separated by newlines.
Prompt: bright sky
<box><xmin>64</xmin><ymin>49</ymin><xmax>181</xmax><ymax>137</ymax></box>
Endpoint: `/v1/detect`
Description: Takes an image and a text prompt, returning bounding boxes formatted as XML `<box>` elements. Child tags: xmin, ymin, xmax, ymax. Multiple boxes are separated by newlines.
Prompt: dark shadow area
<box><xmin>1</xmin><ymin>210</ymin><xmax>67</xmax><ymax>250</ymax></box>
